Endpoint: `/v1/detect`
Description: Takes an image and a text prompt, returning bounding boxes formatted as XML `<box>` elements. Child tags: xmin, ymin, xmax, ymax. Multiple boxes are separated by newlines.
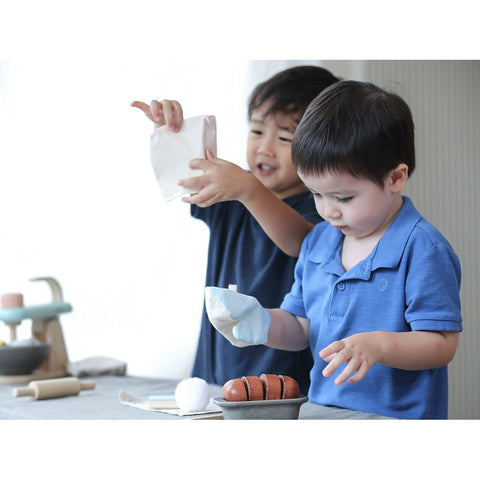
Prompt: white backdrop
<box><xmin>0</xmin><ymin>59</ymin><xmax>326</xmax><ymax>379</ymax></box>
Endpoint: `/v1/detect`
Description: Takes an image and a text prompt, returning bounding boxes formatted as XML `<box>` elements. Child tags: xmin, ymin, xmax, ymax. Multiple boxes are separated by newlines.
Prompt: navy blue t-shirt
<box><xmin>190</xmin><ymin>192</ymin><xmax>321</xmax><ymax>394</ymax></box>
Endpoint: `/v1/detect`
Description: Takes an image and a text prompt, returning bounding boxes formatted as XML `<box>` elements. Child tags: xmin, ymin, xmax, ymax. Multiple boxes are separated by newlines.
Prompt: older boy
<box><xmin>206</xmin><ymin>81</ymin><xmax>462</xmax><ymax>418</ymax></box>
<box><xmin>132</xmin><ymin>66</ymin><xmax>340</xmax><ymax>393</ymax></box>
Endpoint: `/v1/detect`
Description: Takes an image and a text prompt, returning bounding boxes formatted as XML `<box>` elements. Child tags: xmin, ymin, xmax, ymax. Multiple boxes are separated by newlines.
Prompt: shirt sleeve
<box><xmin>280</xmin><ymin>232</ymin><xmax>310</xmax><ymax>318</ymax></box>
<box><xmin>190</xmin><ymin>204</ymin><xmax>205</xmax><ymax>221</ymax></box>
<box><xmin>405</xmin><ymin>242</ymin><xmax>462</xmax><ymax>332</ymax></box>
<box><xmin>190</xmin><ymin>203</ymin><xmax>225</xmax><ymax>225</ymax></box>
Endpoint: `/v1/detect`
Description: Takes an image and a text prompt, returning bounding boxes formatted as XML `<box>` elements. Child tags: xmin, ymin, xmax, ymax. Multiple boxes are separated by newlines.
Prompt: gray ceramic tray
<box><xmin>213</xmin><ymin>395</ymin><xmax>308</xmax><ymax>420</ymax></box>
<box><xmin>0</xmin><ymin>343</ymin><xmax>51</xmax><ymax>375</ymax></box>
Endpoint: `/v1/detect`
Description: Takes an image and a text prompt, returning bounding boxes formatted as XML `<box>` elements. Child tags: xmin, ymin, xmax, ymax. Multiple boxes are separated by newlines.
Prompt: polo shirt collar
<box><xmin>308</xmin><ymin>196</ymin><xmax>422</xmax><ymax>278</ymax></box>
<box><xmin>371</xmin><ymin>196</ymin><xmax>422</xmax><ymax>270</ymax></box>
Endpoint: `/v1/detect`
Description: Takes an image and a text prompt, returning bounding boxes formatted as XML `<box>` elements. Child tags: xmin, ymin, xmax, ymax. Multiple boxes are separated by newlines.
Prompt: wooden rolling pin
<box><xmin>13</xmin><ymin>377</ymin><xmax>95</xmax><ymax>400</ymax></box>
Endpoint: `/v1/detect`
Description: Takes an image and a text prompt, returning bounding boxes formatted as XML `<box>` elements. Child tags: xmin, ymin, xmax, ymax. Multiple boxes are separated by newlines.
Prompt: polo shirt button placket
<box><xmin>337</xmin><ymin>282</ymin><xmax>346</xmax><ymax>291</ymax></box>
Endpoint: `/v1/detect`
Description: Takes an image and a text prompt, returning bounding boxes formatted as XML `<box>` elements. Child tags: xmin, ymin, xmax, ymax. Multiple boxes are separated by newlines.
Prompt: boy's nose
<box><xmin>257</xmin><ymin>136</ymin><xmax>275</xmax><ymax>156</ymax></box>
<box><xmin>324</xmin><ymin>203</ymin><xmax>341</xmax><ymax>220</ymax></box>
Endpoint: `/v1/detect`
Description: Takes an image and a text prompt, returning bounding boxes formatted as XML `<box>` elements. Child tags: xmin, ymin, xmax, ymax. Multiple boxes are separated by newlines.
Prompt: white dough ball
<box><xmin>175</xmin><ymin>377</ymin><xmax>210</xmax><ymax>412</ymax></box>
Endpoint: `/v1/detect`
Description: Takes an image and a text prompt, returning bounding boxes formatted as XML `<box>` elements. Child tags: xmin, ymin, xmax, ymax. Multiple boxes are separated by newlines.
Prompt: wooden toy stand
<box><xmin>0</xmin><ymin>277</ymin><xmax>72</xmax><ymax>385</ymax></box>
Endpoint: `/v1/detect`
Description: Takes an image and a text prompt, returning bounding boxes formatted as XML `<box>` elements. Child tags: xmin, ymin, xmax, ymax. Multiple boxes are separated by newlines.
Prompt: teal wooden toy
<box><xmin>0</xmin><ymin>277</ymin><xmax>73</xmax><ymax>384</ymax></box>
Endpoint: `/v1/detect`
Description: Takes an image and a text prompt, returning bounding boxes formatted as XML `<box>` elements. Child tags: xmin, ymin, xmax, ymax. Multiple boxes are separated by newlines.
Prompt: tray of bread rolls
<box><xmin>213</xmin><ymin>374</ymin><xmax>307</xmax><ymax>419</ymax></box>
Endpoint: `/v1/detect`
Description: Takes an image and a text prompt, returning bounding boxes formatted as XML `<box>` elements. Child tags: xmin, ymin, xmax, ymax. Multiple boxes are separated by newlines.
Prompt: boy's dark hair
<box><xmin>292</xmin><ymin>80</ymin><xmax>416</xmax><ymax>186</ymax></box>
<box><xmin>247</xmin><ymin>65</ymin><xmax>340</xmax><ymax>121</ymax></box>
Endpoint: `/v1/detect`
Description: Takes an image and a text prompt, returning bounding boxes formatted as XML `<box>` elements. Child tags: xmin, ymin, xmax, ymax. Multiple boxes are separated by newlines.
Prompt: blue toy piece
<box><xmin>0</xmin><ymin>302</ymin><xmax>73</xmax><ymax>324</ymax></box>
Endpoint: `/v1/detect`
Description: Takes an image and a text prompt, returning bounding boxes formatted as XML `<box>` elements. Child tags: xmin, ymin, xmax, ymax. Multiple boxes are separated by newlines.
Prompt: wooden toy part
<box><xmin>13</xmin><ymin>377</ymin><xmax>95</xmax><ymax>400</ymax></box>
<box><xmin>1</xmin><ymin>293</ymin><xmax>24</xmax><ymax>308</ymax></box>
<box><xmin>28</xmin><ymin>277</ymin><xmax>69</xmax><ymax>378</ymax></box>
<box><xmin>8</xmin><ymin>323</ymin><xmax>19</xmax><ymax>342</ymax></box>
<box><xmin>30</xmin><ymin>277</ymin><xmax>64</xmax><ymax>302</ymax></box>
<box><xmin>0</xmin><ymin>277</ymin><xmax>71</xmax><ymax>384</ymax></box>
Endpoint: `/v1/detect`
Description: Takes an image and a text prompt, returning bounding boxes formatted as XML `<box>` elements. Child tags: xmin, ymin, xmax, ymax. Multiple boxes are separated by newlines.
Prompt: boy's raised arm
<box><xmin>240</xmin><ymin>176</ymin><xmax>314</xmax><ymax>257</ymax></box>
<box><xmin>132</xmin><ymin>99</ymin><xmax>314</xmax><ymax>257</ymax></box>
<box><xmin>178</xmin><ymin>149</ymin><xmax>314</xmax><ymax>257</ymax></box>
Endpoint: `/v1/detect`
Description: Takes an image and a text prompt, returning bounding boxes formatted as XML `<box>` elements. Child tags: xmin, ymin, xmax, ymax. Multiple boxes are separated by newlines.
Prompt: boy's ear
<box><xmin>388</xmin><ymin>163</ymin><xmax>408</xmax><ymax>192</ymax></box>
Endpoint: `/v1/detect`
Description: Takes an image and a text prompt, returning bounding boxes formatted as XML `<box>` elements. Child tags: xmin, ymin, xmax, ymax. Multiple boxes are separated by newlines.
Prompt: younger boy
<box><xmin>132</xmin><ymin>66</ymin><xmax>340</xmax><ymax>393</ymax></box>
<box><xmin>206</xmin><ymin>80</ymin><xmax>462</xmax><ymax>419</ymax></box>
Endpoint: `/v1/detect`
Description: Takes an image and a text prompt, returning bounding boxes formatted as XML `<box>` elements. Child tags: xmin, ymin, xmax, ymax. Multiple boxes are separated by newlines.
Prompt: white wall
<box><xmin>0</xmin><ymin>59</ymin><xmax>233</xmax><ymax>378</ymax></box>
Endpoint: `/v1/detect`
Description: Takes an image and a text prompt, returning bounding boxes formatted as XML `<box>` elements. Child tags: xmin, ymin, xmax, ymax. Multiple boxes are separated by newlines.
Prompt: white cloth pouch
<box><xmin>150</xmin><ymin>115</ymin><xmax>217</xmax><ymax>201</ymax></box>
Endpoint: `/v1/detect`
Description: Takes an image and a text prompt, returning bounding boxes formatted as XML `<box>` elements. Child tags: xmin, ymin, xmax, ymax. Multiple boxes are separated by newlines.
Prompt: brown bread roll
<box><xmin>222</xmin><ymin>374</ymin><xmax>299</xmax><ymax>401</ymax></box>
<box><xmin>241</xmin><ymin>375</ymin><xmax>264</xmax><ymax>401</ymax></box>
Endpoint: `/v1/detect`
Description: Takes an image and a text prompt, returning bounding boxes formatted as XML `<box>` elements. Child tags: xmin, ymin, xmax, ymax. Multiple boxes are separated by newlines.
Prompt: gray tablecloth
<box><xmin>0</xmin><ymin>375</ymin><xmax>391</xmax><ymax>420</ymax></box>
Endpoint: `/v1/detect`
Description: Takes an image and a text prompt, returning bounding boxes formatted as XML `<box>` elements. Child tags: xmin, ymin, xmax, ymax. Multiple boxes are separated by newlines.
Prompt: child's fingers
<box><xmin>321</xmin><ymin>353</ymin><xmax>337</xmax><ymax>363</ymax></box>
<box><xmin>149</xmin><ymin>100</ymin><xmax>165</xmax><ymax>124</ymax></box>
<box><xmin>205</xmin><ymin>148</ymin><xmax>214</xmax><ymax>160</ymax></box>
<box><xmin>320</xmin><ymin>340</ymin><xmax>350</xmax><ymax>379</ymax></box>
<box><xmin>323</xmin><ymin>355</ymin><xmax>371</xmax><ymax>386</ymax></box>
<box><xmin>181</xmin><ymin>190</ymin><xmax>217</xmax><ymax>208</ymax></box>
<box><xmin>319</xmin><ymin>340</ymin><xmax>344</xmax><ymax>359</ymax></box>
<box><xmin>321</xmin><ymin>352</ymin><xmax>345</xmax><ymax>379</ymax></box>
<box><xmin>347</xmin><ymin>364</ymin><xmax>370</xmax><ymax>385</ymax></box>
<box><xmin>131</xmin><ymin>99</ymin><xmax>183</xmax><ymax>130</ymax></box>
<box><xmin>131</xmin><ymin>100</ymin><xmax>149</xmax><ymax>110</ymax></box>
<box><xmin>331</xmin><ymin>359</ymin><xmax>362</xmax><ymax>386</ymax></box>
<box><xmin>189</xmin><ymin>158</ymin><xmax>209</xmax><ymax>170</ymax></box>
<box><xmin>131</xmin><ymin>100</ymin><xmax>155</xmax><ymax>121</ymax></box>
<box><xmin>180</xmin><ymin>193</ymin><xmax>200</xmax><ymax>205</ymax></box>
<box><xmin>170</xmin><ymin>100</ymin><xmax>183</xmax><ymax>121</ymax></box>
<box><xmin>177</xmin><ymin>175</ymin><xmax>202</xmax><ymax>190</ymax></box>
<box><xmin>159</xmin><ymin>99</ymin><xmax>183</xmax><ymax>131</ymax></box>
<box><xmin>320</xmin><ymin>334</ymin><xmax>375</xmax><ymax>386</ymax></box>
<box><xmin>205</xmin><ymin>148</ymin><xmax>221</xmax><ymax>163</ymax></box>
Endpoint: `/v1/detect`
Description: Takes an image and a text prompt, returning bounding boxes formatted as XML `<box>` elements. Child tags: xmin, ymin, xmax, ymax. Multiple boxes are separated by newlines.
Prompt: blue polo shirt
<box><xmin>281</xmin><ymin>196</ymin><xmax>462</xmax><ymax>419</ymax></box>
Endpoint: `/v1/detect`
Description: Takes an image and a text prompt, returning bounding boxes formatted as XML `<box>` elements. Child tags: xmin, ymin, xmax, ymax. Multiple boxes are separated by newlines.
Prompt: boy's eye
<box><xmin>337</xmin><ymin>196</ymin><xmax>353</xmax><ymax>203</ymax></box>
<box><xmin>279</xmin><ymin>136</ymin><xmax>293</xmax><ymax>143</ymax></box>
<box><xmin>250</xmin><ymin>129</ymin><xmax>262</xmax><ymax>135</ymax></box>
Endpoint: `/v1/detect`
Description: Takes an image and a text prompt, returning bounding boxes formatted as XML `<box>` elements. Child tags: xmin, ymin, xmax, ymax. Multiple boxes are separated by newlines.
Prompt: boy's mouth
<box><xmin>256</xmin><ymin>163</ymin><xmax>276</xmax><ymax>175</ymax></box>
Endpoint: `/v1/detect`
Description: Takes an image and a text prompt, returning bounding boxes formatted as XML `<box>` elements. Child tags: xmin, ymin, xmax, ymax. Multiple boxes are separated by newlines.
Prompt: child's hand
<box><xmin>319</xmin><ymin>332</ymin><xmax>383</xmax><ymax>386</ymax></box>
<box><xmin>177</xmin><ymin>148</ymin><xmax>256</xmax><ymax>207</ymax></box>
<box><xmin>131</xmin><ymin>99</ymin><xmax>183</xmax><ymax>132</ymax></box>
<box><xmin>205</xmin><ymin>286</ymin><xmax>271</xmax><ymax>347</ymax></box>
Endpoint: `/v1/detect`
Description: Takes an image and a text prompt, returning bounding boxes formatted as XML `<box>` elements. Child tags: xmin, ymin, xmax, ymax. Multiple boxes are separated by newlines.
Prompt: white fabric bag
<box><xmin>150</xmin><ymin>115</ymin><xmax>217</xmax><ymax>201</ymax></box>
